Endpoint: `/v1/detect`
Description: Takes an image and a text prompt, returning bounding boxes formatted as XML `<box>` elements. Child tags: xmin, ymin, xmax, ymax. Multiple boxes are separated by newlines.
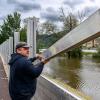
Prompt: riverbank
<box><xmin>82</xmin><ymin>49</ymin><xmax>98</xmax><ymax>53</ymax></box>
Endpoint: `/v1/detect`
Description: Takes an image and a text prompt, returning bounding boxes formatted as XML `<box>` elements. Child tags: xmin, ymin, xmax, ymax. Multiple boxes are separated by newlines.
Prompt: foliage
<box><xmin>63</xmin><ymin>13</ymin><xmax>78</xmax><ymax>32</ymax></box>
<box><xmin>39</xmin><ymin>20</ymin><xmax>58</xmax><ymax>34</ymax></box>
<box><xmin>60</xmin><ymin>12</ymin><xmax>82</xmax><ymax>58</ymax></box>
<box><xmin>37</xmin><ymin>12</ymin><xmax>82</xmax><ymax>58</ymax></box>
<box><xmin>93</xmin><ymin>48</ymin><xmax>100</xmax><ymax>58</ymax></box>
<box><xmin>36</xmin><ymin>31</ymin><xmax>66</xmax><ymax>51</ymax></box>
<box><xmin>66</xmin><ymin>47</ymin><xmax>82</xmax><ymax>58</ymax></box>
<box><xmin>0</xmin><ymin>12</ymin><xmax>21</xmax><ymax>44</ymax></box>
<box><xmin>20</xmin><ymin>27</ymin><xmax>27</xmax><ymax>42</ymax></box>
<box><xmin>37</xmin><ymin>31</ymin><xmax>82</xmax><ymax>58</ymax></box>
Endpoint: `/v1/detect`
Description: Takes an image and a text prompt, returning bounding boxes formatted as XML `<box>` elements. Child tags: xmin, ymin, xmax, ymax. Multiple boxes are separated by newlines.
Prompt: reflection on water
<box><xmin>43</xmin><ymin>55</ymin><xmax>100</xmax><ymax>100</ymax></box>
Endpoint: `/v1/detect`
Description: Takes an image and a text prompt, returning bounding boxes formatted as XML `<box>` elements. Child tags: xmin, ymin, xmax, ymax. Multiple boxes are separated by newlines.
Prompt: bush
<box><xmin>93</xmin><ymin>48</ymin><xmax>100</xmax><ymax>58</ymax></box>
<box><xmin>66</xmin><ymin>47</ymin><xmax>82</xmax><ymax>58</ymax></box>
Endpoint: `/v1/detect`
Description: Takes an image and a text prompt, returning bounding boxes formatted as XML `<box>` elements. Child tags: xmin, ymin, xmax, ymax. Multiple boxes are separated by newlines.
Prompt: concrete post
<box><xmin>14</xmin><ymin>32</ymin><xmax>20</xmax><ymax>52</ymax></box>
<box><xmin>25</xmin><ymin>17</ymin><xmax>38</xmax><ymax>57</ymax></box>
<box><xmin>6</xmin><ymin>39</ymin><xmax>9</xmax><ymax>63</ymax></box>
<box><xmin>8</xmin><ymin>37</ymin><xmax>13</xmax><ymax>59</ymax></box>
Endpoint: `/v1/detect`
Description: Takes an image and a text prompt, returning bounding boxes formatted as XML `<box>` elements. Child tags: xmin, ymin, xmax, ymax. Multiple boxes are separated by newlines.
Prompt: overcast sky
<box><xmin>0</xmin><ymin>0</ymin><xmax>99</xmax><ymax>26</ymax></box>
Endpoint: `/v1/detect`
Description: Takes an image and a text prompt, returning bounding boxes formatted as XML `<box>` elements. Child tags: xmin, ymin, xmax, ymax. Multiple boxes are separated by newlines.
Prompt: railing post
<box><xmin>14</xmin><ymin>32</ymin><xmax>20</xmax><ymax>52</ymax></box>
<box><xmin>25</xmin><ymin>17</ymin><xmax>38</xmax><ymax>57</ymax></box>
<box><xmin>8</xmin><ymin>37</ymin><xmax>13</xmax><ymax>59</ymax></box>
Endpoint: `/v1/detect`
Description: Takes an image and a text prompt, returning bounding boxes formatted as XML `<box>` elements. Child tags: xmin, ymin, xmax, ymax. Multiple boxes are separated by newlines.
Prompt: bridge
<box><xmin>0</xmin><ymin>9</ymin><xmax>100</xmax><ymax>100</ymax></box>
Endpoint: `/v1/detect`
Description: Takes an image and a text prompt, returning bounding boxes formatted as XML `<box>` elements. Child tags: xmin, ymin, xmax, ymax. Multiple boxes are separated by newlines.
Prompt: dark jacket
<box><xmin>8</xmin><ymin>53</ymin><xmax>44</xmax><ymax>98</ymax></box>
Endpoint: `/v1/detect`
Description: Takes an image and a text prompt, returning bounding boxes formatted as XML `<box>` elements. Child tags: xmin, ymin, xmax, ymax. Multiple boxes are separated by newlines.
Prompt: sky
<box><xmin>0</xmin><ymin>0</ymin><xmax>100</xmax><ymax>27</ymax></box>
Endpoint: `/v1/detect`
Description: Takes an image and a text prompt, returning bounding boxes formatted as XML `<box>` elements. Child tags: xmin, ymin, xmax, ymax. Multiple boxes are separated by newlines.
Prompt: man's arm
<box><xmin>24</xmin><ymin>56</ymin><xmax>49</xmax><ymax>78</ymax></box>
<box><xmin>28</xmin><ymin>54</ymin><xmax>44</xmax><ymax>62</ymax></box>
<box><xmin>24</xmin><ymin>60</ymin><xmax>44</xmax><ymax>78</ymax></box>
<box><xmin>29</xmin><ymin>57</ymin><xmax>37</xmax><ymax>62</ymax></box>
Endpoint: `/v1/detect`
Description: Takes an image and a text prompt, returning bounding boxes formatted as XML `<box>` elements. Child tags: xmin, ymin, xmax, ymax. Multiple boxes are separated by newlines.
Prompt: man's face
<box><xmin>17</xmin><ymin>47</ymin><xmax>29</xmax><ymax>57</ymax></box>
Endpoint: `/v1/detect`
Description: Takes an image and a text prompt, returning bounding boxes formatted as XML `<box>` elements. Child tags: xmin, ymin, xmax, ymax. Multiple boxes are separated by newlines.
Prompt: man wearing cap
<box><xmin>8</xmin><ymin>42</ymin><xmax>48</xmax><ymax>100</ymax></box>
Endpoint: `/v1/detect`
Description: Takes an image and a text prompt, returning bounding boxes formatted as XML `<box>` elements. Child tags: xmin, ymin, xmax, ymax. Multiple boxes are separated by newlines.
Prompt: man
<box><xmin>8</xmin><ymin>42</ymin><xmax>48</xmax><ymax>100</ymax></box>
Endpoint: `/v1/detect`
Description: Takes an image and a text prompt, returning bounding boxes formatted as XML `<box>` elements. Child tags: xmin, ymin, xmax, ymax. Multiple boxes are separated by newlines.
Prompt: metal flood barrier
<box><xmin>0</xmin><ymin>9</ymin><xmax>100</xmax><ymax>100</ymax></box>
<box><xmin>32</xmin><ymin>9</ymin><xmax>100</xmax><ymax>100</ymax></box>
<box><xmin>42</xmin><ymin>9</ymin><xmax>100</xmax><ymax>60</ymax></box>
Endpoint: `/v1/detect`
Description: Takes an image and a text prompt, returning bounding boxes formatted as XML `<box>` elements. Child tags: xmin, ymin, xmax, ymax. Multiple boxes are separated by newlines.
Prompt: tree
<box><xmin>59</xmin><ymin>8</ymin><xmax>78</xmax><ymax>32</ymax></box>
<box><xmin>5</xmin><ymin>12</ymin><xmax>21</xmax><ymax>32</ymax></box>
<box><xmin>76</xmin><ymin>10</ymin><xmax>87</xmax><ymax>23</ymax></box>
<box><xmin>0</xmin><ymin>12</ymin><xmax>21</xmax><ymax>43</ymax></box>
<box><xmin>39</xmin><ymin>21</ymin><xmax>58</xmax><ymax>34</ymax></box>
<box><xmin>0</xmin><ymin>34</ymin><xmax>2</xmax><ymax>44</ymax></box>
<box><xmin>76</xmin><ymin>8</ymin><xmax>96</xmax><ymax>47</ymax></box>
<box><xmin>63</xmin><ymin>13</ymin><xmax>78</xmax><ymax>32</ymax></box>
<box><xmin>59</xmin><ymin>8</ymin><xmax>82</xmax><ymax>58</ymax></box>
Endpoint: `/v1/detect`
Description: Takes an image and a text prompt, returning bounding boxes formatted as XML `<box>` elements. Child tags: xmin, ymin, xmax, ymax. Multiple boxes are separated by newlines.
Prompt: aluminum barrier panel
<box><xmin>42</xmin><ymin>9</ymin><xmax>100</xmax><ymax>60</ymax></box>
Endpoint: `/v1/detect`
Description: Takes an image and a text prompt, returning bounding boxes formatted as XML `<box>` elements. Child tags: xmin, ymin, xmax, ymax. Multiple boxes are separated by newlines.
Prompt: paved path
<box><xmin>0</xmin><ymin>58</ymin><xmax>11</xmax><ymax>100</ymax></box>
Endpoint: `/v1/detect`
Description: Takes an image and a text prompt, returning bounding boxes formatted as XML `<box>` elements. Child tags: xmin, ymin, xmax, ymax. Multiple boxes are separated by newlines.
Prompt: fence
<box><xmin>0</xmin><ymin>37</ymin><xmax>13</xmax><ymax>77</ymax></box>
<box><xmin>0</xmin><ymin>32</ymin><xmax>19</xmax><ymax>77</ymax></box>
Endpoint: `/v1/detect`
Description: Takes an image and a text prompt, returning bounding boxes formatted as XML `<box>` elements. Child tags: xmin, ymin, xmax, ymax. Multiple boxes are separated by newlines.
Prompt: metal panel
<box><xmin>14</xmin><ymin>32</ymin><xmax>20</xmax><ymax>52</ymax></box>
<box><xmin>42</xmin><ymin>9</ymin><xmax>100</xmax><ymax>60</ymax></box>
<box><xmin>26</xmin><ymin>17</ymin><xmax>37</xmax><ymax>57</ymax></box>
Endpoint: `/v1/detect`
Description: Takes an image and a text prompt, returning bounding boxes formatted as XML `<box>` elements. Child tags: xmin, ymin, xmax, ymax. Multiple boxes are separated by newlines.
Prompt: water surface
<box><xmin>43</xmin><ymin>55</ymin><xmax>100</xmax><ymax>100</ymax></box>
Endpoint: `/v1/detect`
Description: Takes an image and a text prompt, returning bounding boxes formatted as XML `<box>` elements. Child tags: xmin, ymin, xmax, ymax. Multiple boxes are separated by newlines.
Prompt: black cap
<box><xmin>16</xmin><ymin>42</ymin><xmax>30</xmax><ymax>49</ymax></box>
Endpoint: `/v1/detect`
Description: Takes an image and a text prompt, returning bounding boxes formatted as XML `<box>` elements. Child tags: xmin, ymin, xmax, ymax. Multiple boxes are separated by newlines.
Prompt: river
<box><xmin>43</xmin><ymin>55</ymin><xmax>100</xmax><ymax>100</ymax></box>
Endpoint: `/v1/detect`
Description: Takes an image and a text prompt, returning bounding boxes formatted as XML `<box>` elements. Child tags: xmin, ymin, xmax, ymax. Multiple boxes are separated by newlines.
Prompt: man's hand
<box><xmin>36</xmin><ymin>54</ymin><xmax>43</xmax><ymax>60</ymax></box>
<box><xmin>36</xmin><ymin>54</ymin><xmax>49</xmax><ymax>64</ymax></box>
<box><xmin>41</xmin><ymin>58</ymin><xmax>49</xmax><ymax>64</ymax></box>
